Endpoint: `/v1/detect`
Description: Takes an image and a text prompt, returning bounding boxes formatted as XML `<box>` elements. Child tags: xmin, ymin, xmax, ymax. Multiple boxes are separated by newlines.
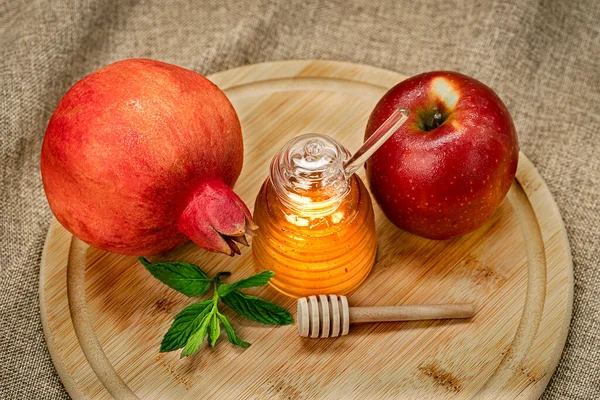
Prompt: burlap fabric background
<box><xmin>1</xmin><ymin>0</ymin><xmax>598</xmax><ymax>398</ymax></box>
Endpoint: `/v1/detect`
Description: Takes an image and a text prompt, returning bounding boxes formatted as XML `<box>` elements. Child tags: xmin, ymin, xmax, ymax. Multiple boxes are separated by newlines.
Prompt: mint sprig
<box><xmin>139</xmin><ymin>257</ymin><xmax>292</xmax><ymax>358</ymax></box>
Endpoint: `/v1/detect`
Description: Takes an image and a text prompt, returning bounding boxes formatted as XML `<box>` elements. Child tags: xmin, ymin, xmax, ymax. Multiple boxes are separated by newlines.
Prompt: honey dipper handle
<box><xmin>348</xmin><ymin>304</ymin><xmax>474</xmax><ymax>323</ymax></box>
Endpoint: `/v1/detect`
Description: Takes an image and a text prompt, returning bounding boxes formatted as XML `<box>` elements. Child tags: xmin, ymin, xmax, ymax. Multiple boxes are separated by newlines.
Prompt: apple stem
<box><xmin>431</xmin><ymin>112</ymin><xmax>443</xmax><ymax>129</ymax></box>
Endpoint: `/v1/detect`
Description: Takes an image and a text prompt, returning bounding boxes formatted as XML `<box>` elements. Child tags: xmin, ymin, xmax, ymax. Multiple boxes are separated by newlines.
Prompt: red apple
<box><xmin>364</xmin><ymin>71</ymin><xmax>519</xmax><ymax>239</ymax></box>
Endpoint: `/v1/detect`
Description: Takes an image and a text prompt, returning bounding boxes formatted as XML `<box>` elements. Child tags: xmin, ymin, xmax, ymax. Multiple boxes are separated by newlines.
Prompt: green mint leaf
<box><xmin>139</xmin><ymin>257</ymin><xmax>212</xmax><ymax>297</ymax></box>
<box><xmin>217</xmin><ymin>313</ymin><xmax>250</xmax><ymax>348</ymax></box>
<box><xmin>208</xmin><ymin>313</ymin><xmax>220</xmax><ymax>347</ymax></box>
<box><xmin>181</xmin><ymin>311</ymin><xmax>212</xmax><ymax>358</ymax></box>
<box><xmin>217</xmin><ymin>270</ymin><xmax>275</xmax><ymax>297</ymax></box>
<box><xmin>221</xmin><ymin>290</ymin><xmax>293</xmax><ymax>325</ymax></box>
<box><xmin>160</xmin><ymin>300</ymin><xmax>212</xmax><ymax>352</ymax></box>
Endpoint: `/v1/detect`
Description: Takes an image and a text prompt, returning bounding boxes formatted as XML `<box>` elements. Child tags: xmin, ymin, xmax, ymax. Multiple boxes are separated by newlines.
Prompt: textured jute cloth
<box><xmin>1</xmin><ymin>0</ymin><xmax>599</xmax><ymax>398</ymax></box>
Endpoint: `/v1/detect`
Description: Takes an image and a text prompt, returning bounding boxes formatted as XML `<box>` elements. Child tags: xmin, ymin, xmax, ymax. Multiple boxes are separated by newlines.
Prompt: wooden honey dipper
<box><xmin>297</xmin><ymin>295</ymin><xmax>474</xmax><ymax>338</ymax></box>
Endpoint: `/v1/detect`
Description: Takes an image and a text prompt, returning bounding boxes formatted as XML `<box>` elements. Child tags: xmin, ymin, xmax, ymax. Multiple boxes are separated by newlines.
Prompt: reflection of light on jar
<box><xmin>284</xmin><ymin>213</ymin><xmax>309</xmax><ymax>227</ymax></box>
<box><xmin>330</xmin><ymin>211</ymin><xmax>344</xmax><ymax>225</ymax></box>
<box><xmin>252</xmin><ymin>108</ymin><xmax>409</xmax><ymax>298</ymax></box>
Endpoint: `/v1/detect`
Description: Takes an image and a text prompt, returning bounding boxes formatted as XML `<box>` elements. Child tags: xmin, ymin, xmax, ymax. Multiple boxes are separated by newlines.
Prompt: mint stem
<box><xmin>212</xmin><ymin>281</ymin><xmax>220</xmax><ymax>307</ymax></box>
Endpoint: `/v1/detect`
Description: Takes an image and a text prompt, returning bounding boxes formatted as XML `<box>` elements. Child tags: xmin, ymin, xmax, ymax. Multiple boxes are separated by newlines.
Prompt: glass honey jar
<box><xmin>252</xmin><ymin>108</ymin><xmax>409</xmax><ymax>298</ymax></box>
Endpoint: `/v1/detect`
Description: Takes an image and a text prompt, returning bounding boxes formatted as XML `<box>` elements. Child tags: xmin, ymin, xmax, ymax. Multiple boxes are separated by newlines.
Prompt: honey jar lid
<box><xmin>270</xmin><ymin>133</ymin><xmax>352</xmax><ymax>214</ymax></box>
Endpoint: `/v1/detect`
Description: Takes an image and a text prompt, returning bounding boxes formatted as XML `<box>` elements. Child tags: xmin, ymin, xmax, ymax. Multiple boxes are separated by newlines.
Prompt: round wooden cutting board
<box><xmin>40</xmin><ymin>60</ymin><xmax>573</xmax><ymax>399</ymax></box>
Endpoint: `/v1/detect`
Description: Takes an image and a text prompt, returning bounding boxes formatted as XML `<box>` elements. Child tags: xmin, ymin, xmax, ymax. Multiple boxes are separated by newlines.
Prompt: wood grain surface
<box><xmin>39</xmin><ymin>60</ymin><xmax>573</xmax><ymax>399</ymax></box>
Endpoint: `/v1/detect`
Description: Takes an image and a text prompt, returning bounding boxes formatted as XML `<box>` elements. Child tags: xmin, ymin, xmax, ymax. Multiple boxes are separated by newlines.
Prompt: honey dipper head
<box><xmin>297</xmin><ymin>295</ymin><xmax>350</xmax><ymax>338</ymax></box>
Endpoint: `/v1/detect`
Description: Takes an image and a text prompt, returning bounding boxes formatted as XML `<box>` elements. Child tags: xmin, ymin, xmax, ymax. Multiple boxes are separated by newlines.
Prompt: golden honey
<box><xmin>252</xmin><ymin>134</ymin><xmax>377</xmax><ymax>298</ymax></box>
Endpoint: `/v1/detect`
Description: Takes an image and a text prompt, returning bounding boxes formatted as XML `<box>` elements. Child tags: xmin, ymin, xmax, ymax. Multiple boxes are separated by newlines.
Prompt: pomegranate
<box><xmin>41</xmin><ymin>58</ymin><xmax>256</xmax><ymax>256</ymax></box>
